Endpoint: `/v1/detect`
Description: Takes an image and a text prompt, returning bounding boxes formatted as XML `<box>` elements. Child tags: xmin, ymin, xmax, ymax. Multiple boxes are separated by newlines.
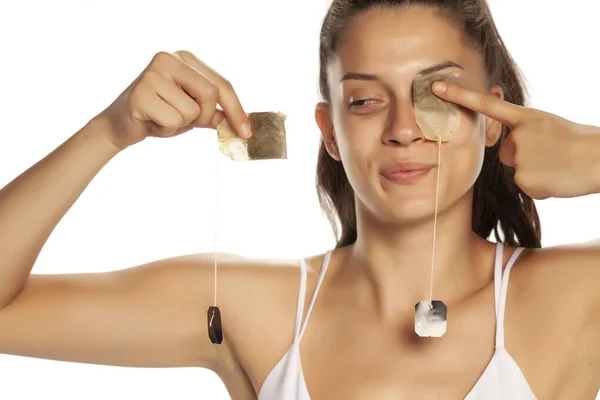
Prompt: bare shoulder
<box><xmin>514</xmin><ymin>241</ymin><xmax>600</xmax><ymax>304</ymax></box>
<box><xmin>508</xmin><ymin>242</ymin><xmax>600</xmax><ymax>382</ymax></box>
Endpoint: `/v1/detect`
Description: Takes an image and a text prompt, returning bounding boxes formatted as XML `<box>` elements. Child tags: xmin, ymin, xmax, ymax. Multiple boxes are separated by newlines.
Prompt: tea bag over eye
<box><xmin>413</xmin><ymin>72</ymin><xmax>461</xmax><ymax>141</ymax></box>
<box><xmin>217</xmin><ymin>112</ymin><xmax>287</xmax><ymax>161</ymax></box>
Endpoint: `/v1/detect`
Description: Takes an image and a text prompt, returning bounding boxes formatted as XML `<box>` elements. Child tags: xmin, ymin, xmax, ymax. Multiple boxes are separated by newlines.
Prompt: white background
<box><xmin>0</xmin><ymin>0</ymin><xmax>598</xmax><ymax>398</ymax></box>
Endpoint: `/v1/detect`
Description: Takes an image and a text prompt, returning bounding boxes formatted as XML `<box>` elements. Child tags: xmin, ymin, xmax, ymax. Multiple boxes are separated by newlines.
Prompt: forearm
<box><xmin>0</xmin><ymin>115</ymin><xmax>122</xmax><ymax>308</ymax></box>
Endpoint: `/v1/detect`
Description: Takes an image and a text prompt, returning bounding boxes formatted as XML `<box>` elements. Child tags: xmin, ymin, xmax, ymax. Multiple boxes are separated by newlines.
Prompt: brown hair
<box><xmin>315</xmin><ymin>0</ymin><xmax>541</xmax><ymax>249</ymax></box>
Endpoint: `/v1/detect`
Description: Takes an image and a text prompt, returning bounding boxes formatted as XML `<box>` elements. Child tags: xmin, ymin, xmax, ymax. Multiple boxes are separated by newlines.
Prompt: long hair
<box><xmin>315</xmin><ymin>0</ymin><xmax>541</xmax><ymax>249</ymax></box>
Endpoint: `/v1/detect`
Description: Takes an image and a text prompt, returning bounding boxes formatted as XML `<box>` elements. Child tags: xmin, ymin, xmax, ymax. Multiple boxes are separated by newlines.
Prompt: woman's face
<box><xmin>316</xmin><ymin>6</ymin><xmax>503</xmax><ymax>223</ymax></box>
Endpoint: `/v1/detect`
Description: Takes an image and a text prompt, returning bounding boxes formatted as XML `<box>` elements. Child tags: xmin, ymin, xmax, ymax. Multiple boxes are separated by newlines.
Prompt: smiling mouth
<box><xmin>381</xmin><ymin>166</ymin><xmax>434</xmax><ymax>184</ymax></box>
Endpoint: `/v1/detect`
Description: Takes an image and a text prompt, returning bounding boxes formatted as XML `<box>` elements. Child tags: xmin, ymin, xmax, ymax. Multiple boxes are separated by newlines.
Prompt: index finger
<box><xmin>175</xmin><ymin>50</ymin><xmax>252</xmax><ymax>137</ymax></box>
<box><xmin>431</xmin><ymin>81</ymin><xmax>525</xmax><ymax>128</ymax></box>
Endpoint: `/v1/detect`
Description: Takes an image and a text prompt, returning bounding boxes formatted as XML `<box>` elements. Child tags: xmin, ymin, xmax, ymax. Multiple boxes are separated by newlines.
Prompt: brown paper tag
<box><xmin>217</xmin><ymin>112</ymin><xmax>287</xmax><ymax>161</ymax></box>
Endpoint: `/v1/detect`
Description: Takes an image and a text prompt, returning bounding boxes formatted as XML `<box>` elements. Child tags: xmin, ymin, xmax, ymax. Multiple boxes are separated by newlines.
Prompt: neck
<box><xmin>336</xmin><ymin>194</ymin><xmax>494</xmax><ymax>321</ymax></box>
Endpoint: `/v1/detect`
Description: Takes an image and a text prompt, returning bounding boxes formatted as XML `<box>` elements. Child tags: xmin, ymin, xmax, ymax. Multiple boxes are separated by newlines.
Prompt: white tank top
<box><xmin>257</xmin><ymin>242</ymin><xmax>538</xmax><ymax>399</ymax></box>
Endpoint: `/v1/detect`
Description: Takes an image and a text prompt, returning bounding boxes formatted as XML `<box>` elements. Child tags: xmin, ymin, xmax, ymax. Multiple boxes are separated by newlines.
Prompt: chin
<box><xmin>380</xmin><ymin>200</ymin><xmax>440</xmax><ymax>225</ymax></box>
<box><xmin>356</xmin><ymin>195</ymin><xmax>438</xmax><ymax>227</ymax></box>
<box><xmin>376</xmin><ymin>186</ymin><xmax>475</xmax><ymax>227</ymax></box>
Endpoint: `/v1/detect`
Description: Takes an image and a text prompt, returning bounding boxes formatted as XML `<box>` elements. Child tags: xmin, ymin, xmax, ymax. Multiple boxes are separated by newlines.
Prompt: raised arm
<box><xmin>0</xmin><ymin>50</ymin><xmax>253</xmax><ymax>370</ymax></box>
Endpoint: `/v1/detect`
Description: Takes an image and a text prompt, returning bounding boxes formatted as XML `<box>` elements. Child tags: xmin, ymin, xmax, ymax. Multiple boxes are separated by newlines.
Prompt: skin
<box><xmin>0</xmin><ymin>6</ymin><xmax>597</xmax><ymax>400</ymax></box>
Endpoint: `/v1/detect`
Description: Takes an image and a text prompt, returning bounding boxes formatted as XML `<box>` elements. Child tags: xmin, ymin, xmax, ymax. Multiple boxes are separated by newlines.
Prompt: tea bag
<box><xmin>413</xmin><ymin>72</ymin><xmax>461</xmax><ymax>141</ymax></box>
<box><xmin>217</xmin><ymin>112</ymin><xmax>287</xmax><ymax>161</ymax></box>
<box><xmin>209</xmin><ymin>112</ymin><xmax>287</xmax><ymax>346</ymax></box>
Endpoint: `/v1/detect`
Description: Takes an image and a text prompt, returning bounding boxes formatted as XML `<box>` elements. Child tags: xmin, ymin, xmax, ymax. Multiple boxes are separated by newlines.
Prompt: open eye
<box><xmin>349</xmin><ymin>99</ymin><xmax>381</xmax><ymax>108</ymax></box>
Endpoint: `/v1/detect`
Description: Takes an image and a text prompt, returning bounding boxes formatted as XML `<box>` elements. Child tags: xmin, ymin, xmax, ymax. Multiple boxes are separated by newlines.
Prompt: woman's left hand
<box><xmin>432</xmin><ymin>81</ymin><xmax>600</xmax><ymax>200</ymax></box>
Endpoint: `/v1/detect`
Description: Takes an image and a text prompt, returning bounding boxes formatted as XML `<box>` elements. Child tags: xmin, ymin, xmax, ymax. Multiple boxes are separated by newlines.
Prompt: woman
<box><xmin>0</xmin><ymin>0</ymin><xmax>598</xmax><ymax>399</ymax></box>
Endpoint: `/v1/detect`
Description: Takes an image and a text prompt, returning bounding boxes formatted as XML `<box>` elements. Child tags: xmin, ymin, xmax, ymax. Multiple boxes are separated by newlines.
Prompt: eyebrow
<box><xmin>340</xmin><ymin>60</ymin><xmax>464</xmax><ymax>82</ymax></box>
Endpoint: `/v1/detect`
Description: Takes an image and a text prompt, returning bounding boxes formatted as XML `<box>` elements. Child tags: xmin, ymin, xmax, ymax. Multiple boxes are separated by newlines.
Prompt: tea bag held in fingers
<box><xmin>217</xmin><ymin>112</ymin><xmax>287</xmax><ymax>161</ymax></box>
<box><xmin>413</xmin><ymin>72</ymin><xmax>461</xmax><ymax>141</ymax></box>
<box><xmin>209</xmin><ymin>111</ymin><xmax>288</xmax><ymax>346</ymax></box>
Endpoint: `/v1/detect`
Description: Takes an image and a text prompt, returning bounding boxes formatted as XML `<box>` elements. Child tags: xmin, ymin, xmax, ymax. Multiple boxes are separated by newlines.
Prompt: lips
<box><xmin>381</xmin><ymin>162</ymin><xmax>435</xmax><ymax>175</ymax></box>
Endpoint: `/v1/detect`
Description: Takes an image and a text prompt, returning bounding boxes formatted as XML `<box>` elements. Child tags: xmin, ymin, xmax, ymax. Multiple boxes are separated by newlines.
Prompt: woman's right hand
<box><xmin>97</xmin><ymin>50</ymin><xmax>253</xmax><ymax>150</ymax></box>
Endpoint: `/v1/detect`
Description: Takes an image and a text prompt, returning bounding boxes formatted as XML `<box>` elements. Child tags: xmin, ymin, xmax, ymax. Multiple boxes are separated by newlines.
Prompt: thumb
<box><xmin>171</xmin><ymin>110</ymin><xmax>228</xmax><ymax>137</ymax></box>
<box><xmin>207</xmin><ymin>110</ymin><xmax>227</xmax><ymax>130</ymax></box>
<box><xmin>188</xmin><ymin>109</ymin><xmax>228</xmax><ymax>131</ymax></box>
<box><xmin>498</xmin><ymin>135</ymin><xmax>516</xmax><ymax>167</ymax></box>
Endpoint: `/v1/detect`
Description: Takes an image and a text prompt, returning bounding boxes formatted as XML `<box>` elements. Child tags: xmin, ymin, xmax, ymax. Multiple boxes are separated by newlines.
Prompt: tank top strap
<box><xmin>494</xmin><ymin>243</ymin><xmax>526</xmax><ymax>349</ymax></box>
<box><xmin>292</xmin><ymin>257</ymin><xmax>308</xmax><ymax>343</ymax></box>
<box><xmin>297</xmin><ymin>250</ymin><xmax>333</xmax><ymax>342</ymax></box>
<box><xmin>493</xmin><ymin>241</ymin><xmax>504</xmax><ymax>316</ymax></box>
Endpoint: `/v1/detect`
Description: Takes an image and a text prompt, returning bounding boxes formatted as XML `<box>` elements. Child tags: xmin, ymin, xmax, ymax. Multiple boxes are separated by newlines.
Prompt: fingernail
<box><xmin>241</xmin><ymin>122</ymin><xmax>252</xmax><ymax>138</ymax></box>
<box><xmin>432</xmin><ymin>81</ymin><xmax>448</xmax><ymax>94</ymax></box>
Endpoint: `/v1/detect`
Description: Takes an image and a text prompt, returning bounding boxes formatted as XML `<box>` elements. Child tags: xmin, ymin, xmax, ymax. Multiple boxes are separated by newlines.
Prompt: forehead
<box><xmin>333</xmin><ymin>7</ymin><xmax>481</xmax><ymax>77</ymax></box>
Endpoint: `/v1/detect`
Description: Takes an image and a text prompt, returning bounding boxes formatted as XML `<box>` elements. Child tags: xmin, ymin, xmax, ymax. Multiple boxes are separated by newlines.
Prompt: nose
<box><xmin>382</xmin><ymin>97</ymin><xmax>425</xmax><ymax>146</ymax></box>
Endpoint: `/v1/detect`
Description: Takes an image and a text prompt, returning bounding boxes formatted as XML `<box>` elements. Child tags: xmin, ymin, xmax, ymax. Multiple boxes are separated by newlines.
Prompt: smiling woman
<box><xmin>0</xmin><ymin>0</ymin><xmax>598</xmax><ymax>399</ymax></box>
<box><xmin>315</xmin><ymin>1</ymin><xmax>533</xmax><ymax>249</ymax></box>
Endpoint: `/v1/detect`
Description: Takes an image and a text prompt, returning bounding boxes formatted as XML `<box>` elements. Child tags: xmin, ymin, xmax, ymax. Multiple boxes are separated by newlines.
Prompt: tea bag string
<box><xmin>213</xmin><ymin>138</ymin><xmax>219</xmax><ymax>306</ymax></box>
<box><xmin>428</xmin><ymin>135</ymin><xmax>442</xmax><ymax>306</ymax></box>
<box><xmin>207</xmin><ymin>134</ymin><xmax>224</xmax><ymax>345</ymax></box>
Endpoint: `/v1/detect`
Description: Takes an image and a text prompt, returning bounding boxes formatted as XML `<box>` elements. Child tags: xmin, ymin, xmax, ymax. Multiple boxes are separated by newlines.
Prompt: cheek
<box><xmin>337</xmin><ymin>131</ymin><xmax>374</xmax><ymax>184</ymax></box>
<box><xmin>442</xmin><ymin>111</ymin><xmax>486</xmax><ymax>191</ymax></box>
<box><xmin>332</xmin><ymin>110</ymin><xmax>379</xmax><ymax>164</ymax></box>
<box><xmin>331</xmin><ymin>122</ymin><xmax>380</xmax><ymax>196</ymax></box>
